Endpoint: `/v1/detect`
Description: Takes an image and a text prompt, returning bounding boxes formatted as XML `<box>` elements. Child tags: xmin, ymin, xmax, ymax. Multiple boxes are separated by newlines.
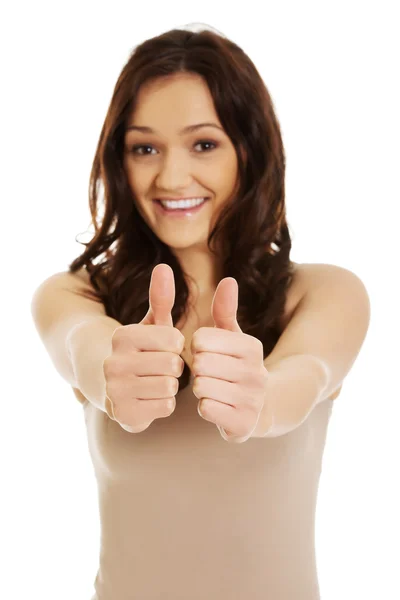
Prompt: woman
<box><xmin>31</xmin><ymin>25</ymin><xmax>370</xmax><ymax>600</ymax></box>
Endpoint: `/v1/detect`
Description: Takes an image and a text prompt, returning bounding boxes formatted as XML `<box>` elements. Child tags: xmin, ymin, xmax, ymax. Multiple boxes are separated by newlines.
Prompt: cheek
<box><xmin>131</xmin><ymin>195</ymin><xmax>151</xmax><ymax>225</ymax></box>
<box><xmin>124</xmin><ymin>164</ymin><xmax>144</xmax><ymax>189</ymax></box>
<box><xmin>135</xmin><ymin>200</ymin><xmax>151</xmax><ymax>221</ymax></box>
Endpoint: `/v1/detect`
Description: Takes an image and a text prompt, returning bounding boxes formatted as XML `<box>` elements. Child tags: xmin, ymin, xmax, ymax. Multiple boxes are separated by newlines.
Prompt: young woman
<box><xmin>31</xmin><ymin>25</ymin><xmax>370</xmax><ymax>600</ymax></box>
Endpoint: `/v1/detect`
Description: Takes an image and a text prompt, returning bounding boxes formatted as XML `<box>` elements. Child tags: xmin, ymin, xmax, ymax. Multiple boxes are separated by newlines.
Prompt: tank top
<box><xmin>82</xmin><ymin>371</ymin><xmax>334</xmax><ymax>600</ymax></box>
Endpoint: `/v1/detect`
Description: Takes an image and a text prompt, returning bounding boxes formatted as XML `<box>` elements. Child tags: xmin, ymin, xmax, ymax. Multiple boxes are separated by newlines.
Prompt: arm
<box><xmin>252</xmin><ymin>265</ymin><xmax>371</xmax><ymax>438</ymax></box>
<box><xmin>66</xmin><ymin>317</ymin><xmax>122</xmax><ymax>414</ymax></box>
<box><xmin>251</xmin><ymin>353</ymin><xmax>330</xmax><ymax>438</ymax></box>
<box><xmin>31</xmin><ymin>270</ymin><xmax>122</xmax><ymax>412</ymax></box>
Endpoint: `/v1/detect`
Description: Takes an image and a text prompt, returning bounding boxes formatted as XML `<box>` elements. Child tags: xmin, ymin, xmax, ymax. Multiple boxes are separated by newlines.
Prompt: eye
<box><xmin>130</xmin><ymin>144</ymin><xmax>156</xmax><ymax>156</ymax></box>
<box><xmin>129</xmin><ymin>140</ymin><xmax>218</xmax><ymax>156</ymax></box>
<box><xmin>194</xmin><ymin>140</ymin><xmax>217</xmax><ymax>152</ymax></box>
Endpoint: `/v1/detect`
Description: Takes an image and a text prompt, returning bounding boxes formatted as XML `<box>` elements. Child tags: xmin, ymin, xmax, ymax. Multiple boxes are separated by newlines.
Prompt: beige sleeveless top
<box><xmin>82</xmin><ymin>372</ymin><xmax>333</xmax><ymax>600</ymax></box>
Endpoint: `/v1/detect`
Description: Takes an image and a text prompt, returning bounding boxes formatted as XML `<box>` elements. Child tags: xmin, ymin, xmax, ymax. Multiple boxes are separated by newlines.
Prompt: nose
<box><xmin>155</xmin><ymin>150</ymin><xmax>193</xmax><ymax>190</ymax></box>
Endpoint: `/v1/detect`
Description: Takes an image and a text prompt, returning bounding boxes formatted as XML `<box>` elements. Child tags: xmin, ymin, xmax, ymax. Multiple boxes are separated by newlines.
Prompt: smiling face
<box><xmin>122</xmin><ymin>73</ymin><xmax>240</xmax><ymax>252</ymax></box>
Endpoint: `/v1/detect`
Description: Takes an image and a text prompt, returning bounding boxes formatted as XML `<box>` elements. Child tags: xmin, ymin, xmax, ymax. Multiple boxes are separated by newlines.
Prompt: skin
<box><xmin>122</xmin><ymin>72</ymin><xmax>242</xmax><ymax>302</ymax></box>
<box><xmin>121</xmin><ymin>74</ymin><xmax>266</xmax><ymax>441</ymax></box>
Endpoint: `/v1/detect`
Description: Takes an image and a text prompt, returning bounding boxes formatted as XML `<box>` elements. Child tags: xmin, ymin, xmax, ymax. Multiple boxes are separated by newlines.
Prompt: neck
<box><xmin>171</xmin><ymin>246</ymin><xmax>223</xmax><ymax>301</ymax></box>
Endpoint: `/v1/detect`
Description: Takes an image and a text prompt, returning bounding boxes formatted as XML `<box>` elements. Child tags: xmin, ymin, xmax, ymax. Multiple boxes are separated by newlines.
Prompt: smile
<box><xmin>153</xmin><ymin>198</ymin><xmax>209</xmax><ymax>218</ymax></box>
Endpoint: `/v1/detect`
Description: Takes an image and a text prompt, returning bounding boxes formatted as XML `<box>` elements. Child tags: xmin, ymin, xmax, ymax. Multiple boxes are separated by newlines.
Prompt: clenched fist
<box><xmin>191</xmin><ymin>276</ymin><xmax>269</xmax><ymax>443</ymax></box>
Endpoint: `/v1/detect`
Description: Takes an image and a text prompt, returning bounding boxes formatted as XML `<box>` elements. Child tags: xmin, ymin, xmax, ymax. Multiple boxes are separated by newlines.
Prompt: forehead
<box><xmin>128</xmin><ymin>74</ymin><xmax>221</xmax><ymax>132</ymax></box>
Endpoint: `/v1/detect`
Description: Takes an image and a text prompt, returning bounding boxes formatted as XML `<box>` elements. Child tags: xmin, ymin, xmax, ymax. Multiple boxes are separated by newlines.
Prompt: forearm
<box><xmin>66</xmin><ymin>315</ymin><xmax>122</xmax><ymax>414</ymax></box>
<box><xmin>252</xmin><ymin>354</ymin><xmax>329</xmax><ymax>438</ymax></box>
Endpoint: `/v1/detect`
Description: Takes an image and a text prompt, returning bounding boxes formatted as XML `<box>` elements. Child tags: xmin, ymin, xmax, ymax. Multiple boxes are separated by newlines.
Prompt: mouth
<box><xmin>152</xmin><ymin>197</ymin><xmax>210</xmax><ymax>218</ymax></box>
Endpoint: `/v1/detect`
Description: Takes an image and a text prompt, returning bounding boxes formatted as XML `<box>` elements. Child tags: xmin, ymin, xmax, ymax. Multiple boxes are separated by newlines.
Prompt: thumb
<box><xmin>140</xmin><ymin>263</ymin><xmax>175</xmax><ymax>327</ymax></box>
<box><xmin>211</xmin><ymin>278</ymin><xmax>242</xmax><ymax>333</ymax></box>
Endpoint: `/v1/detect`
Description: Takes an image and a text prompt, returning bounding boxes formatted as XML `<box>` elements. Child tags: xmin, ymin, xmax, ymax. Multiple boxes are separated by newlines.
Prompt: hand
<box><xmin>103</xmin><ymin>264</ymin><xmax>185</xmax><ymax>432</ymax></box>
<box><xmin>191</xmin><ymin>277</ymin><xmax>269</xmax><ymax>443</ymax></box>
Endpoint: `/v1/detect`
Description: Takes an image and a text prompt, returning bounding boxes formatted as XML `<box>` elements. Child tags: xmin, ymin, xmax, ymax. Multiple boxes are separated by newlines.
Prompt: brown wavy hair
<box><xmin>68</xmin><ymin>24</ymin><xmax>295</xmax><ymax>392</ymax></box>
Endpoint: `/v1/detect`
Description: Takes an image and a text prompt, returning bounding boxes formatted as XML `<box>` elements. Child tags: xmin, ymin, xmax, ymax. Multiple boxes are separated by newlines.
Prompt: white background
<box><xmin>2</xmin><ymin>1</ymin><xmax>399</xmax><ymax>599</ymax></box>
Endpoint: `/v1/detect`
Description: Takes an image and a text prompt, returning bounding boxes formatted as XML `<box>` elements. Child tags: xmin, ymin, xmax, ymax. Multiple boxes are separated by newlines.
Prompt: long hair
<box><xmin>68</xmin><ymin>24</ymin><xmax>296</xmax><ymax>391</ymax></box>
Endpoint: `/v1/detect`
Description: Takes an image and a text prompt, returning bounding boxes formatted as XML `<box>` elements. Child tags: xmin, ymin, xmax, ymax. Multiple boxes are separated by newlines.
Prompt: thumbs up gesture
<box><xmin>104</xmin><ymin>264</ymin><xmax>185</xmax><ymax>432</ymax></box>
<box><xmin>191</xmin><ymin>278</ymin><xmax>269</xmax><ymax>443</ymax></box>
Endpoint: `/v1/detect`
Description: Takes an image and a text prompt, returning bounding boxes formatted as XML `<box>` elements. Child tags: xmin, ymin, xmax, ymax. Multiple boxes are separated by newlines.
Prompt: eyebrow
<box><xmin>125</xmin><ymin>122</ymin><xmax>224</xmax><ymax>135</ymax></box>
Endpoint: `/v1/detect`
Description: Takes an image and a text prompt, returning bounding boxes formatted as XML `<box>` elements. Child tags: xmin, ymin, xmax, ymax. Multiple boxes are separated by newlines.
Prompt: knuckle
<box><xmin>173</xmin><ymin>329</ymin><xmax>186</xmax><ymax>352</ymax></box>
<box><xmin>105</xmin><ymin>381</ymin><xmax>119</xmax><ymax>408</ymax></box>
<box><xmin>192</xmin><ymin>327</ymin><xmax>206</xmax><ymax>351</ymax></box>
<box><xmin>103</xmin><ymin>355</ymin><xmax>117</xmax><ymax>379</ymax></box>
<box><xmin>102</xmin><ymin>356</ymin><xmax>111</xmax><ymax>378</ymax></box>
<box><xmin>248</xmin><ymin>395</ymin><xmax>262</xmax><ymax>410</ymax></box>
<box><xmin>191</xmin><ymin>330</ymin><xmax>200</xmax><ymax>347</ymax></box>
<box><xmin>111</xmin><ymin>325</ymin><xmax>124</xmax><ymax>349</ymax></box>
<box><xmin>171</xmin><ymin>354</ymin><xmax>183</xmax><ymax>376</ymax></box>
<box><xmin>114</xmin><ymin>324</ymin><xmax>141</xmax><ymax>350</ymax></box>
<box><xmin>166</xmin><ymin>376</ymin><xmax>178</xmax><ymax>397</ymax></box>
<box><xmin>165</xmin><ymin>397</ymin><xmax>176</xmax><ymax>413</ymax></box>
<box><xmin>192</xmin><ymin>353</ymin><xmax>203</xmax><ymax>373</ymax></box>
<box><xmin>107</xmin><ymin>356</ymin><xmax>126</xmax><ymax>378</ymax></box>
<box><xmin>247</xmin><ymin>370</ymin><xmax>267</xmax><ymax>394</ymax></box>
<box><xmin>255</xmin><ymin>368</ymin><xmax>267</xmax><ymax>386</ymax></box>
<box><xmin>119</xmin><ymin>423</ymin><xmax>140</xmax><ymax>433</ymax></box>
<box><xmin>199</xmin><ymin>397</ymin><xmax>210</xmax><ymax>418</ymax></box>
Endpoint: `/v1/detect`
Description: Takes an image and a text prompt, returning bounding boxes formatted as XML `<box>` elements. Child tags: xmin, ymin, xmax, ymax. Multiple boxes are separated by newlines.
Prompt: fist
<box><xmin>191</xmin><ymin>277</ymin><xmax>269</xmax><ymax>443</ymax></box>
<box><xmin>103</xmin><ymin>264</ymin><xmax>185</xmax><ymax>432</ymax></box>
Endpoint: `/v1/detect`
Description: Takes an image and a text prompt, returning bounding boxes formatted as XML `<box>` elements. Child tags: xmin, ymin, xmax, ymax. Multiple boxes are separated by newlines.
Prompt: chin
<box><xmin>165</xmin><ymin>239</ymin><xmax>207</xmax><ymax>251</ymax></box>
<box><xmin>160</xmin><ymin>234</ymin><xmax>209</xmax><ymax>251</ymax></box>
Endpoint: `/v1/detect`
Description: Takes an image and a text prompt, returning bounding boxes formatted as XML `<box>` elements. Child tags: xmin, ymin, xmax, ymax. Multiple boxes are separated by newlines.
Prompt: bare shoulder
<box><xmin>280</xmin><ymin>262</ymin><xmax>366</xmax><ymax>403</ymax></box>
<box><xmin>292</xmin><ymin>262</ymin><xmax>365</xmax><ymax>289</ymax></box>
<box><xmin>70</xmin><ymin>266</ymin><xmax>93</xmax><ymax>287</ymax></box>
<box><xmin>43</xmin><ymin>266</ymin><xmax>95</xmax><ymax>292</ymax></box>
<box><xmin>280</xmin><ymin>261</ymin><xmax>362</xmax><ymax>332</ymax></box>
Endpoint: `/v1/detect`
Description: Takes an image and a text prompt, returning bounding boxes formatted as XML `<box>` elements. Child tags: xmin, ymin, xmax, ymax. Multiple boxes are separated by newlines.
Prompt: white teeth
<box><xmin>159</xmin><ymin>197</ymin><xmax>207</xmax><ymax>209</ymax></box>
